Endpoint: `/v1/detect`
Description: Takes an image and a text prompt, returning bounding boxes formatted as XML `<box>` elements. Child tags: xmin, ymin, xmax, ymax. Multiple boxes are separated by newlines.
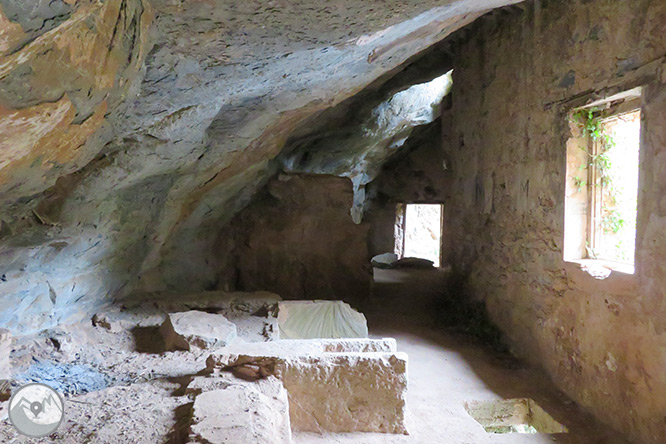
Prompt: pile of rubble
<box><xmin>153</xmin><ymin>295</ymin><xmax>409</xmax><ymax>443</ymax></box>
<box><xmin>0</xmin><ymin>292</ymin><xmax>408</xmax><ymax>443</ymax></box>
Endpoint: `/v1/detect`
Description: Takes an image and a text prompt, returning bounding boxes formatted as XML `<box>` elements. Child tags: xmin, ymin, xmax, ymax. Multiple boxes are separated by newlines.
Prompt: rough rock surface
<box><xmin>281</xmin><ymin>72</ymin><xmax>453</xmax><ymax>222</ymax></box>
<box><xmin>0</xmin><ymin>316</ymin><xmax>629</xmax><ymax>444</ymax></box>
<box><xmin>160</xmin><ymin>311</ymin><xmax>237</xmax><ymax>351</ymax></box>
<box><xmin>282</xmin><ymin>353</ymin><xmax>409</xmax><ymax>434</ymax></box>
<box><xmin>364</xmin><ymin>118</ymin><xmax>449</xmax><ymax>258</ymax></box>
<box><xmin>127</xmin><ymin>290</ymin><xmax>282</xmax><ymax>315</ymax></box>
<box><xmin>0</xmin><ymin>0</ymin><xmax>521</xmax><ymax>334</ymax></box>
<box><xmin>207</xmin><ymin>338</ymin><xmax>398</xmax><ymax>361</ymax></box>
<box><xmin>321</xmin><ymin>338</ymin><xmax>397</xmax><ymax>353</ymax></box>
<box><xmin>189</xmin><ymin>378</ymin><xmax>291</xmax><ymax>444</ymax></box>
<box><xmin>0</xmin><ymin>329</ymin><xmax>10</xmax><ymax>379</ymax></box>
<box><xmin>93</xmin><ymin>290</ymin><xmax>280</xmax><ymax>342</ymax></box>
<box><xmin>207</xmin><ymin>338</ymin><xmax>408</xmax><ymax>434</ymax></box>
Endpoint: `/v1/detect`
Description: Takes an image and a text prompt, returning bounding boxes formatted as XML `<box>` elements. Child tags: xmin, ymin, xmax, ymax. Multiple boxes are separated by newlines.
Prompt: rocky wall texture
<box><xmin>443</xmin><ymin>1</ymin><xmax>666</xmax><ymax>442</ymax></box>
<box><xmin>216</xmin><ymin>174</ymin><xmax>371</xmax><ymax>306</ymax></box>
<box><xmin>365</xmin><ymin>119</ymin><xmax>450</xmax><ymax>257</ymax></box>
<box><xmin>0</xmin><ymin>0</ymin><xmax>521</xmax><ymax>334</ymax></box>
<box><xmin>281</xmin><ymin>71</ymin><xmax>452</xmax><ymax>223</ymax></box>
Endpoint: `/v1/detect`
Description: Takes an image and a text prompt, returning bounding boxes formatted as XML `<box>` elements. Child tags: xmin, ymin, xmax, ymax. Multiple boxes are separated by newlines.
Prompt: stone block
<box><xmin>207</xmin><ymin>338</ymin><xmax>408</xmax><ymax>434</ymax></box>
<box><xmin>92</xmin><ymin>311</ymin><xmax>137</xmax><ymax>333</ymax></box>
<box><xmin>189</xmin><ymin>377</ymin><xmax>291</xmax><ymax>444</ymax></box>
<box><xmin>281</xmin><ymin>352</ymin><xmax>408</xmax><ymax>434</ymax></box>
<box><xmin>160</xmin><ymin>311</ymin><xmax>237</xmax><ymax>351</ymax></box>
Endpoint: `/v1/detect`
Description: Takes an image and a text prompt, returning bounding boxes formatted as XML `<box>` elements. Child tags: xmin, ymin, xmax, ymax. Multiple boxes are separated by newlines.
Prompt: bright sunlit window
<box><xmin>564</xmin><ymin>90</ymin><xmax>641</xmax><ymax>274</ymax></box>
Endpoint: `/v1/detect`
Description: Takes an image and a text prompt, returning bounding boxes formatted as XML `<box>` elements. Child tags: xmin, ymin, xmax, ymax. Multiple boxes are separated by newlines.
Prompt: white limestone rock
<box><xmin>160</xmin><ymin>311</ymin><xmax>237</xmax><ymax>351</ymax></box>
<box><xmin>189</xmin><ymin>377</ymin><xmax>291</xmax><ymax>444</ymax></box>
<box><xmin>0</xmin><ymin>329</ymin><xmax>12</xmax><ymax>380</ymax></box>
<box><xmin>92</xmin><ymin>311</ymin><xmax>141</xmax><ymax>333</ymax></box>
<box><xmin>231</xmin><ymin>316</ymin><xmax>279</xmax><ymax>343</ymax></box>
<box><xmin>91</xmin><ymin>291</ymin><xmax>280</xmax><ymax>343</ymax></box>
<box><xmin>277</xmin><ymin>300</ymin><xmax>368</xmax><ymax>339</ymax></box>
<box><xmin>185</xmin><ymin>374</ymin><xmax>234</xmax><ymax>396</ymax></box>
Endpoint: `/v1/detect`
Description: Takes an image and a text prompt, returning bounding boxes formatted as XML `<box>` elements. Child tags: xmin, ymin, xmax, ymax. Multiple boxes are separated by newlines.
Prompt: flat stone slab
<box><xmin>189</xmin><ymin>377</ymin><xmax>291</xmax><ymax>444</ymax></box>
<box><xmin>207</xmin><ymin>338</ymin><xmax>408</xmax><ymax>434</ymax></box>
<box><xmin>231</xmin><ymin>316</ymin><xmax>279</xmax><ymax>343</ymax></box>
<box><xmin>277</xmin><ymin>300</ymin><xmax>368</xmax><ymax>339</ymax></box>
<box><xmin>160</xmin><ymin>311</ymin><xmax>237</xmax><ymax>351</ymax></box>
<box><xmin>207</xmin><ymin>338</ymin><xmax>397</xmax><ymax>362</ymax></box>
<box><xmin>94</xmin><ymin>291</ymin><xmax>281</xmax><ymax>334</ymax></box>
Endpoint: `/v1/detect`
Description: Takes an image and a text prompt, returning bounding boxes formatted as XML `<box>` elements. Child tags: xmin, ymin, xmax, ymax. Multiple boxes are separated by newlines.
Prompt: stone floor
<box><xmin>0</xmin><ymin>291</ymin><xmax>632</xmax><ymax>444</ymax></box>
<box><xmin>296</xmin><ymin>314</ymin><xmax>631</xmax><ymax>444</ymax></box>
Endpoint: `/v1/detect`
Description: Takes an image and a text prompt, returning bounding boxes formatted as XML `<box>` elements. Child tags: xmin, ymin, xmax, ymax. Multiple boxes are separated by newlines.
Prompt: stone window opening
<box><xmin>394</xmin><ymin>203</ymin><xmax>444</xmax><ymax>267</ymax></box>
<box><xmin>563</xmin><ymin>88</ymin><xmax>642</xmax><ymax>276</ymax></box>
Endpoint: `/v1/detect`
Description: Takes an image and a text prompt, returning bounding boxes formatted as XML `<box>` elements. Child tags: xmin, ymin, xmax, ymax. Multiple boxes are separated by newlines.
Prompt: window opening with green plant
<box><xmin>566</xmin><ymin>101</ymin><xmax>640</xmax><ymax>267</ymax></box>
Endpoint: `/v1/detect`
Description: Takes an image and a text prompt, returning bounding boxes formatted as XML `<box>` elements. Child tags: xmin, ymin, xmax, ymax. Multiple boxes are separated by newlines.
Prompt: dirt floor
<box><xmin>0</xmin><ymin>288</ymin><xmax>632</xmax><ymax>444</ymax></box>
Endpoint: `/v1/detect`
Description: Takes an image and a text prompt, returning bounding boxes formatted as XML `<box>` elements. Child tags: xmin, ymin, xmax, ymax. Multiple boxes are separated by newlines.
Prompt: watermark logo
<box><xmin>8</xmin><ymin>383</ymin><xmax>64</xmax><ymax>437</ymax></box>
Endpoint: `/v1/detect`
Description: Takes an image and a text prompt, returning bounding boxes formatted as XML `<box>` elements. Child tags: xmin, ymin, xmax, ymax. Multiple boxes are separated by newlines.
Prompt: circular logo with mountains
<box><xmin>8</xmin><ymin>383</ymin><xmax>64</xmax><ymax>437</ymax></box>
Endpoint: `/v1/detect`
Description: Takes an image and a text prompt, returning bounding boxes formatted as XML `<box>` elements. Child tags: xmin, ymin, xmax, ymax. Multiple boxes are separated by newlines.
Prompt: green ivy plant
<box><xmin>602</xmin><ymin>211</ymin><xmax>625</xmax><ymax>234</ymax></box>
<box><xmin>572</xmin><ymin>175</ymin><xmax>587</xmax><ymax>193</ymax></box>
<box><xmin>571</xmin><ymin>107</ymin><xmax>624</xmax><ymax>234</ymax></box>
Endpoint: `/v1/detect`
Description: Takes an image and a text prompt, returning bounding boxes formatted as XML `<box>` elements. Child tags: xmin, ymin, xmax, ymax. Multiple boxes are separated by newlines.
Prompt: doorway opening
<box><xmin>394</xmin><ymin>203</ymin><xmax>443</xmax><ymax>267</ymax></box>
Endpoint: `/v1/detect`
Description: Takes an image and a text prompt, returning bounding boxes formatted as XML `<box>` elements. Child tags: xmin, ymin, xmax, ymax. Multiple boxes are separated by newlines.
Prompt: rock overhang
<box><xmin>0</xmin><ymin>0</ymin><xmax>523</xmax><ymax>334</ymax></box>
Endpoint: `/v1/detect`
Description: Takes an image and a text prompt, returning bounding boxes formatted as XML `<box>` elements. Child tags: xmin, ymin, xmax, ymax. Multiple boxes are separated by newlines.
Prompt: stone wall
<box><xmin>216</xmin><ymin>174</ymin><xmax>371</xmax><ymax>305</ymax></box>
<box><xmin>365</xmin><ymin>120</ymin><xmax>450</xmax><ymax>257</ymax></box>
<box><xmin>443</xmin><ymin>1</ymin><xmax>666</xmax><ymax>442</ymax></box>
